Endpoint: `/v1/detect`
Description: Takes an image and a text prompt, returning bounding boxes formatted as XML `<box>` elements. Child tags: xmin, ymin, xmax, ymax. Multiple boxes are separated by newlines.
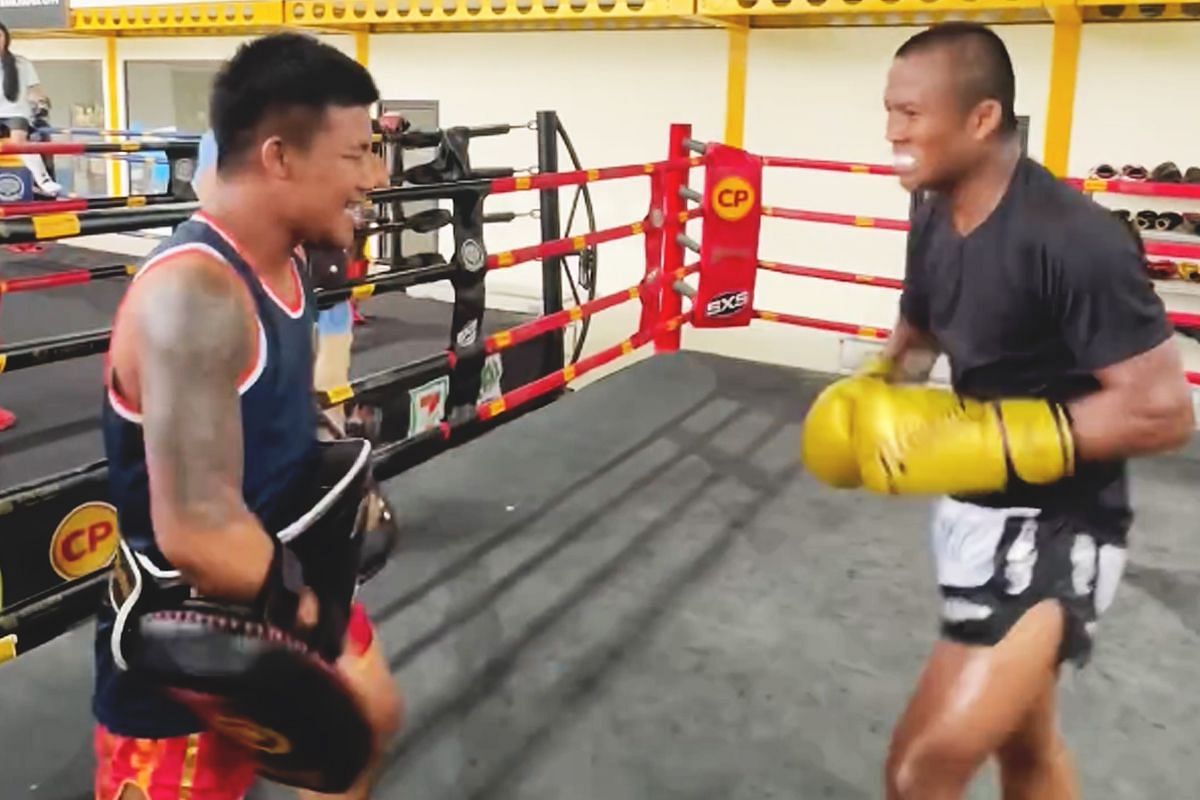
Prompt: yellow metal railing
<box><xmin>285</xmin><ymin>0</ymin><xmax>695</xmax><ymax>28</ymax></box>
<box><xmin>72</xmin><ymin>1</ymin><xmax>285</xmax><ymax>33</ymax></box>
<box><xmin>63</xmin><ymin>0</ymin><xmax>1200</xmax><ymax>33</ymax></box>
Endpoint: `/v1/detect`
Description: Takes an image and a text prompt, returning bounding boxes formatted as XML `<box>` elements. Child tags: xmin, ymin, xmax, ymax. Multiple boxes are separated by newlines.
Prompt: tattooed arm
<box><xmin>133</xmin><ymin>257</ymin><xmax>290</xmax><ymax>604</ymax></box>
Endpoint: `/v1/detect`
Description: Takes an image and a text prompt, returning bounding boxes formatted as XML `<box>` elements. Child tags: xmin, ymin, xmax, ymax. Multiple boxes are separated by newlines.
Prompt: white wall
<box><xmin>13</xmin><ymin>38</ymin><xmax>105</xmax><ymax>60</ymax></box>
<box><xmin>112</xmin><ymin>34</ymin><xmax>354</xmax><ymax>129</ymax></box>
<box><xmin>1071</xmin><ymin>23</ymin><xmax>1200</xmax><ymax>179</ymax></box>
<box><xmin>367</xmin><ymin>29</ymin><xmax>726</xmax><ymax>325</ymax></box>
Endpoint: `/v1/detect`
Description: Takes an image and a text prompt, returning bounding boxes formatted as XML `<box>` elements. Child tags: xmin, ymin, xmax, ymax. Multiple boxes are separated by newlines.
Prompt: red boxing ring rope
<box><xmin>762</xmin><ymin>205</ymin><xmax>1200</xmax><ymax>261</ymax></box>
<box><xmin>479</xmin><ymin>312</ymin><xmax>691</xmax><ymax>421</ymax></box>
<box><xmin>757</xmin><ymin>259</ymin><xmax>1200</xmax><ymax>332</ymax></box>
<box><xmin>759</xmin><ymin>260</ymin><xmax>904</xmax><ymax>290</ymax></box>
<box><xmin>760</xmin><ymin>156</ymin><xmax>897</xmax><ymax>177</ymax></box>
<box><xmin>1064</xmin><ymin>178</ymin><xmax>1200</xmax><ymax>202</ymax></box>
<box><xmin>489</xmin><ymin>156</ymin><xmax>700</xmax><ymax>196</ymax></box>
<box><xmin>762</xmin><ymin>206</ymin><xmax>911</xmax><ymax>232</ymax></box>
<box><xmin>0</xmin><ymin>199</ymin><xmax>93</xmax><ymax>218</ymax></box>
<box><xmin>0</xmin><ymin>196</ymin><xmax>169</xmax><ymax>219</ymax></box>
<box><xmin>0</xmin><ymin>264</ymin><xmax>134</xmax><ymax>295</ymax></box>
<box><xmin>488</xmin><ymin>207</ymin><xmax>703</xmax><ymax>270</ymax></box>
<box><xmin>490</xmin><ymin>220</ymin><xmax>648</xmax><ymax>270</ymax></box>
<box><xmin>759</xmin><ymin>153</ymin><xmax>1200</xmax><ymax>202</ymax></box>
<box><xmin>0</xmin><ymin>139</ymin><xmax>194</xmax><ymax>156</ymax></box>
<box><xmin>485</xmin><ymin>265</ymin><xmax>698</xmax><ymax>355</ymax></box>
<box><xmin>754</xmin><ymin>310</ymin><xmax>889</xmax><ymax>340</ymax></box>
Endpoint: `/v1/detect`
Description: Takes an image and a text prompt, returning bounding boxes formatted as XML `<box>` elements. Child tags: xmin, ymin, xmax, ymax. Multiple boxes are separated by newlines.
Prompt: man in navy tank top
<box><xmin>95</xmin><ymin>33</ymin><xmax>401</xmax><ymax>800</ymax></box>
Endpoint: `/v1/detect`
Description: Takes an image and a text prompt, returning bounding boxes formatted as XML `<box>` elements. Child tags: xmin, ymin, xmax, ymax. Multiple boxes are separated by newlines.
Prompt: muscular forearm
<box><xmin>1068</xmin><ymin>385</ymin><xmax>1194</xmax><ymax>461</ymax></box>
<box><xmin>878</xmin><ymin>315</ymin><xmax>940</xmax><ymax>382</ymax></box>
<box><xmin>158</xmin><ymin>510</ymin><xmax>276</xmax><ymax>602</ymax></box>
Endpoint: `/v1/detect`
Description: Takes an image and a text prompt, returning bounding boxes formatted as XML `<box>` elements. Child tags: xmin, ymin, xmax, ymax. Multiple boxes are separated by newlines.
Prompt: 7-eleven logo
<box><xmin>409</xmin><ymin>376</ymin><xmax>449</xmax><ymax>435</ymax></box>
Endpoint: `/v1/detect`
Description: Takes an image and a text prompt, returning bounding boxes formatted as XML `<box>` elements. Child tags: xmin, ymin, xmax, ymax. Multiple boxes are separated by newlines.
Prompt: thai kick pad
<box><xmin>110</xmin><ymin>438</ymin><xmax>377</xmax><ymax>792</ymax></box>
<box><xmin>693</xmin><ymin>143</ymin><xmax>763</xmax><ymax>328</ymax></box>
<box><xmin>137</xmin><ymin>607</ymin><xmax>372</xmax><ymax>793</ymax></box>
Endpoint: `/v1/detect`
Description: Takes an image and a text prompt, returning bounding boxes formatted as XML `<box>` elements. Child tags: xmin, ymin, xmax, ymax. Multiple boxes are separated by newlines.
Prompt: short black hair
<box><xmin>210</xmin><ymin>33</ymin><xmax>379</xmax><ymax>172</ymax></box>
<box><xmin>896</xmin><ymin>22</ymin><xmax>1018</xmax><ymax>135</ymax></box>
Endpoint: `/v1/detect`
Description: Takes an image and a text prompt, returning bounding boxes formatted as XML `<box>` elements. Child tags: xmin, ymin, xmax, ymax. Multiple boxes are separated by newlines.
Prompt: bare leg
<box><xmin>885</xmin><ymin>600</ymin><xmax>1069</xmax><ymax>800</ymax></box>
<box><xmin>997</xmin><ymin>678</ymin><xmax>1081</xmax><ymax>800</ymax></box>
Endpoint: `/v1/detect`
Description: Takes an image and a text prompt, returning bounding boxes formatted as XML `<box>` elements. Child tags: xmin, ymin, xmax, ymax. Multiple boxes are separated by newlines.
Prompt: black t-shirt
<box><xmin>901</xmin><ymin>157</ymin><xmax>1172</xmax><ymax>532</ymax></box>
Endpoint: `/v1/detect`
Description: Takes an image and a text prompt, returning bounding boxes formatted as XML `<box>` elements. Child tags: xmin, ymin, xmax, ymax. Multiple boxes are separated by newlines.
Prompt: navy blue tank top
<box><xmin>94</xmin><ymin>212</ymin><xmax>318</xmax><ymax>737</ymax></box>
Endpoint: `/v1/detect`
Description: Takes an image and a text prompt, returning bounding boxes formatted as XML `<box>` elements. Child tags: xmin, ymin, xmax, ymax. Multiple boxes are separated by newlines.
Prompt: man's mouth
<box><xmin>893</xmin><ymin>153</ymin><xmax>917</xmax><ymax>173</ymax></box>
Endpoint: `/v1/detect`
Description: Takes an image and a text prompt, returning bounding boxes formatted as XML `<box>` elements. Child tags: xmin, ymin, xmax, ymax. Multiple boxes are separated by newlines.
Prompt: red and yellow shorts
<box><xmin>94</xmin><ymin>603</ymin><xmax>375</xmax><ymax>800</ymax></box>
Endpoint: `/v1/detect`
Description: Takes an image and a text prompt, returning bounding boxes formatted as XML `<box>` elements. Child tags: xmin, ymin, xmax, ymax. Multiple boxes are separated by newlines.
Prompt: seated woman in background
<box><xmin>0</xmin><ymin>21</ymin><xmax>60</xmax><ymax>196</ymax></box>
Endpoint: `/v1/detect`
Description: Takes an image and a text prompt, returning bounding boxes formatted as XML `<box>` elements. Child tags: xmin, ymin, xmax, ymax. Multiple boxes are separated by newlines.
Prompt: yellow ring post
<box><xmin>724</xmin><ymin>23</ymin><xmax>749</xmax><ymax>147</ymax></box>
<box><xmin>1042</xmin><ymin>2</ymin><xmax>1082</xmax><ymax>177</ymax></box>
<box><xmin>354</xmin><ymin>30</ymin><xmax>369</xmax><ymax>66</ymax></box>
<box><xmin>104</xmin><ymin>36</ymin><xmax>121</xmax><ymax>197</ymax></box>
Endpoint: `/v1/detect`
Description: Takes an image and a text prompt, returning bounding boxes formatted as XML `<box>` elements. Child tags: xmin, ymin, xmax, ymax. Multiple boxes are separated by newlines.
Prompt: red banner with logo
<box><xmin>693</xmin><ymin>144</ymin><xmax>762</xmax><ymax>328</ymax></box>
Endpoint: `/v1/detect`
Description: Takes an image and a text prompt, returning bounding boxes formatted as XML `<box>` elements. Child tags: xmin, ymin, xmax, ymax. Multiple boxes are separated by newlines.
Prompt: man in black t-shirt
<box><xmin>800</xmin><ymin>22</ymin><xmax>1194</xmax><ymax>799</ymax></box>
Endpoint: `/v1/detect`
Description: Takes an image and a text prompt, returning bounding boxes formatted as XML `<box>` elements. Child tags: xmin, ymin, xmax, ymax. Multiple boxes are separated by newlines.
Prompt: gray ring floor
<box><xmin>1</xmin><ymin>351</ymin><xmax>1197</xmax><ymax>798</ymax></box>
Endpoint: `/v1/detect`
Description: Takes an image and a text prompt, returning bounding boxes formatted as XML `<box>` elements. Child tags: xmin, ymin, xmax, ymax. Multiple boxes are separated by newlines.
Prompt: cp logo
<box><xmin>705</xmin><ymin>290</ymin><xmax>750</xmax><ymax>319</ymax></box>
<box><xmin>710</xmin><ymin>176</ymin><xmax>755</xmax><ymax>222</ymax></box>
<box><xmin>50</xmin><ymin>502</ymin><xmax>119</xmax><ymax>580</ymax></box>
<box><xmin>212</xmin><ymin>715</ymin><xmax>293</xmax><ymax>755</ymax></box>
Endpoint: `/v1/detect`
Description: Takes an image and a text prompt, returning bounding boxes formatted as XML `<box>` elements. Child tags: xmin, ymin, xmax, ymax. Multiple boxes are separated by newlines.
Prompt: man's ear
<box><xmin>969</xmin><ymin>99</ymin><xmax>1003</xmax><ymax>142</ymax></box>
<box><xmin>258</xmin><ymin>135</ymin><xmax>290</xmax><ymax>179</ymax></box>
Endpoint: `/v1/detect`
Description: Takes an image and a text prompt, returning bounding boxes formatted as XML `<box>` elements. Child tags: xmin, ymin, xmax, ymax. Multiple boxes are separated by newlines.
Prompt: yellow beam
<box><xmin>354</xmin><ymin>30</ymin><xmax>368</xmax><ymax>66</ymax></box>
<box><xmin>104</xmin><ymin>36</ymin><xmax>121</xmax><ymax>197</ymax></box>
<box><xmin>724</xmin><ymin>23</ymin><xmax>748</xmax><ymax>147</ymax></box>
<box><xmin>1045</xmin><ymin>0</ymin><xmax>1081</xmax><ymax>22</ymax></box>
<box><xmin>1042</xmin><ymin>12</ymin><xmax>1081</xmax><ymax>176</ymax></box>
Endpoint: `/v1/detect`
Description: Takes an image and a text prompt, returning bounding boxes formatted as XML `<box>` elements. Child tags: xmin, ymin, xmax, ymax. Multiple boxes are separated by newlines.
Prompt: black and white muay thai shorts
<box><xmin>931</xmin><ymin>496</ymin><xmax>1129</xmax><ymax>666</ymax></box>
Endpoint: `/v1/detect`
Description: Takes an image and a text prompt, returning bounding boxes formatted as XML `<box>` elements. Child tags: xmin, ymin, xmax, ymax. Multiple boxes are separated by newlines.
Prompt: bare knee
<box><xmin>886</xmin><ymin>735</ymin><xmax>983</xmax><ymax>800</ymax></box>
<box><xmin>997</xmin><ymin>728</ymin><xmax>1069</xmax><ymax>776</ymax></box>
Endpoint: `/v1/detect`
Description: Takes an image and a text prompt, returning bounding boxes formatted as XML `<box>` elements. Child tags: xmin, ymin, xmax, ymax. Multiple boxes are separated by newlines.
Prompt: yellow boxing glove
<box><xmin>800</xmin><ymin>375</ymin><xmax>877</xmax><ymax>488</ymax></box>
<box><xmin>799</xmin><ymin>353</ymin><xmax>897</xmax><ymax>488</ymax></box>
<box><xmin>852</xmin><ymin>381</ymin><xmax>1075</xmax><ymax>495</ymax></box>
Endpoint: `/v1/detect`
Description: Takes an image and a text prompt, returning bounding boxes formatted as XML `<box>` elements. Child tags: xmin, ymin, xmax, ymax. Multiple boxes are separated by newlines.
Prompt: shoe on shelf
<box><xmin>1156</xmin><ymin>212</ymin><xmax>1184</xmax><ymax>231</ymax></box>
<box><xmin>0</xmin><ymin>406</ymin><xmax>16</xmax><ymax>432</ymax></box>
<box><xmin>1121</xmin><ymin>164</ymin><xmax>1149</xmax><ymax>181</ymax></box>
<box><xmin>1151</xmin><ymin>162</ymin><xmax>1182</xmax><ymax>183</ymax></box>
<box><xmin>33</xmin><ymin>175</ymin><xmax>61</xmax><ymax>197</ymax></box>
